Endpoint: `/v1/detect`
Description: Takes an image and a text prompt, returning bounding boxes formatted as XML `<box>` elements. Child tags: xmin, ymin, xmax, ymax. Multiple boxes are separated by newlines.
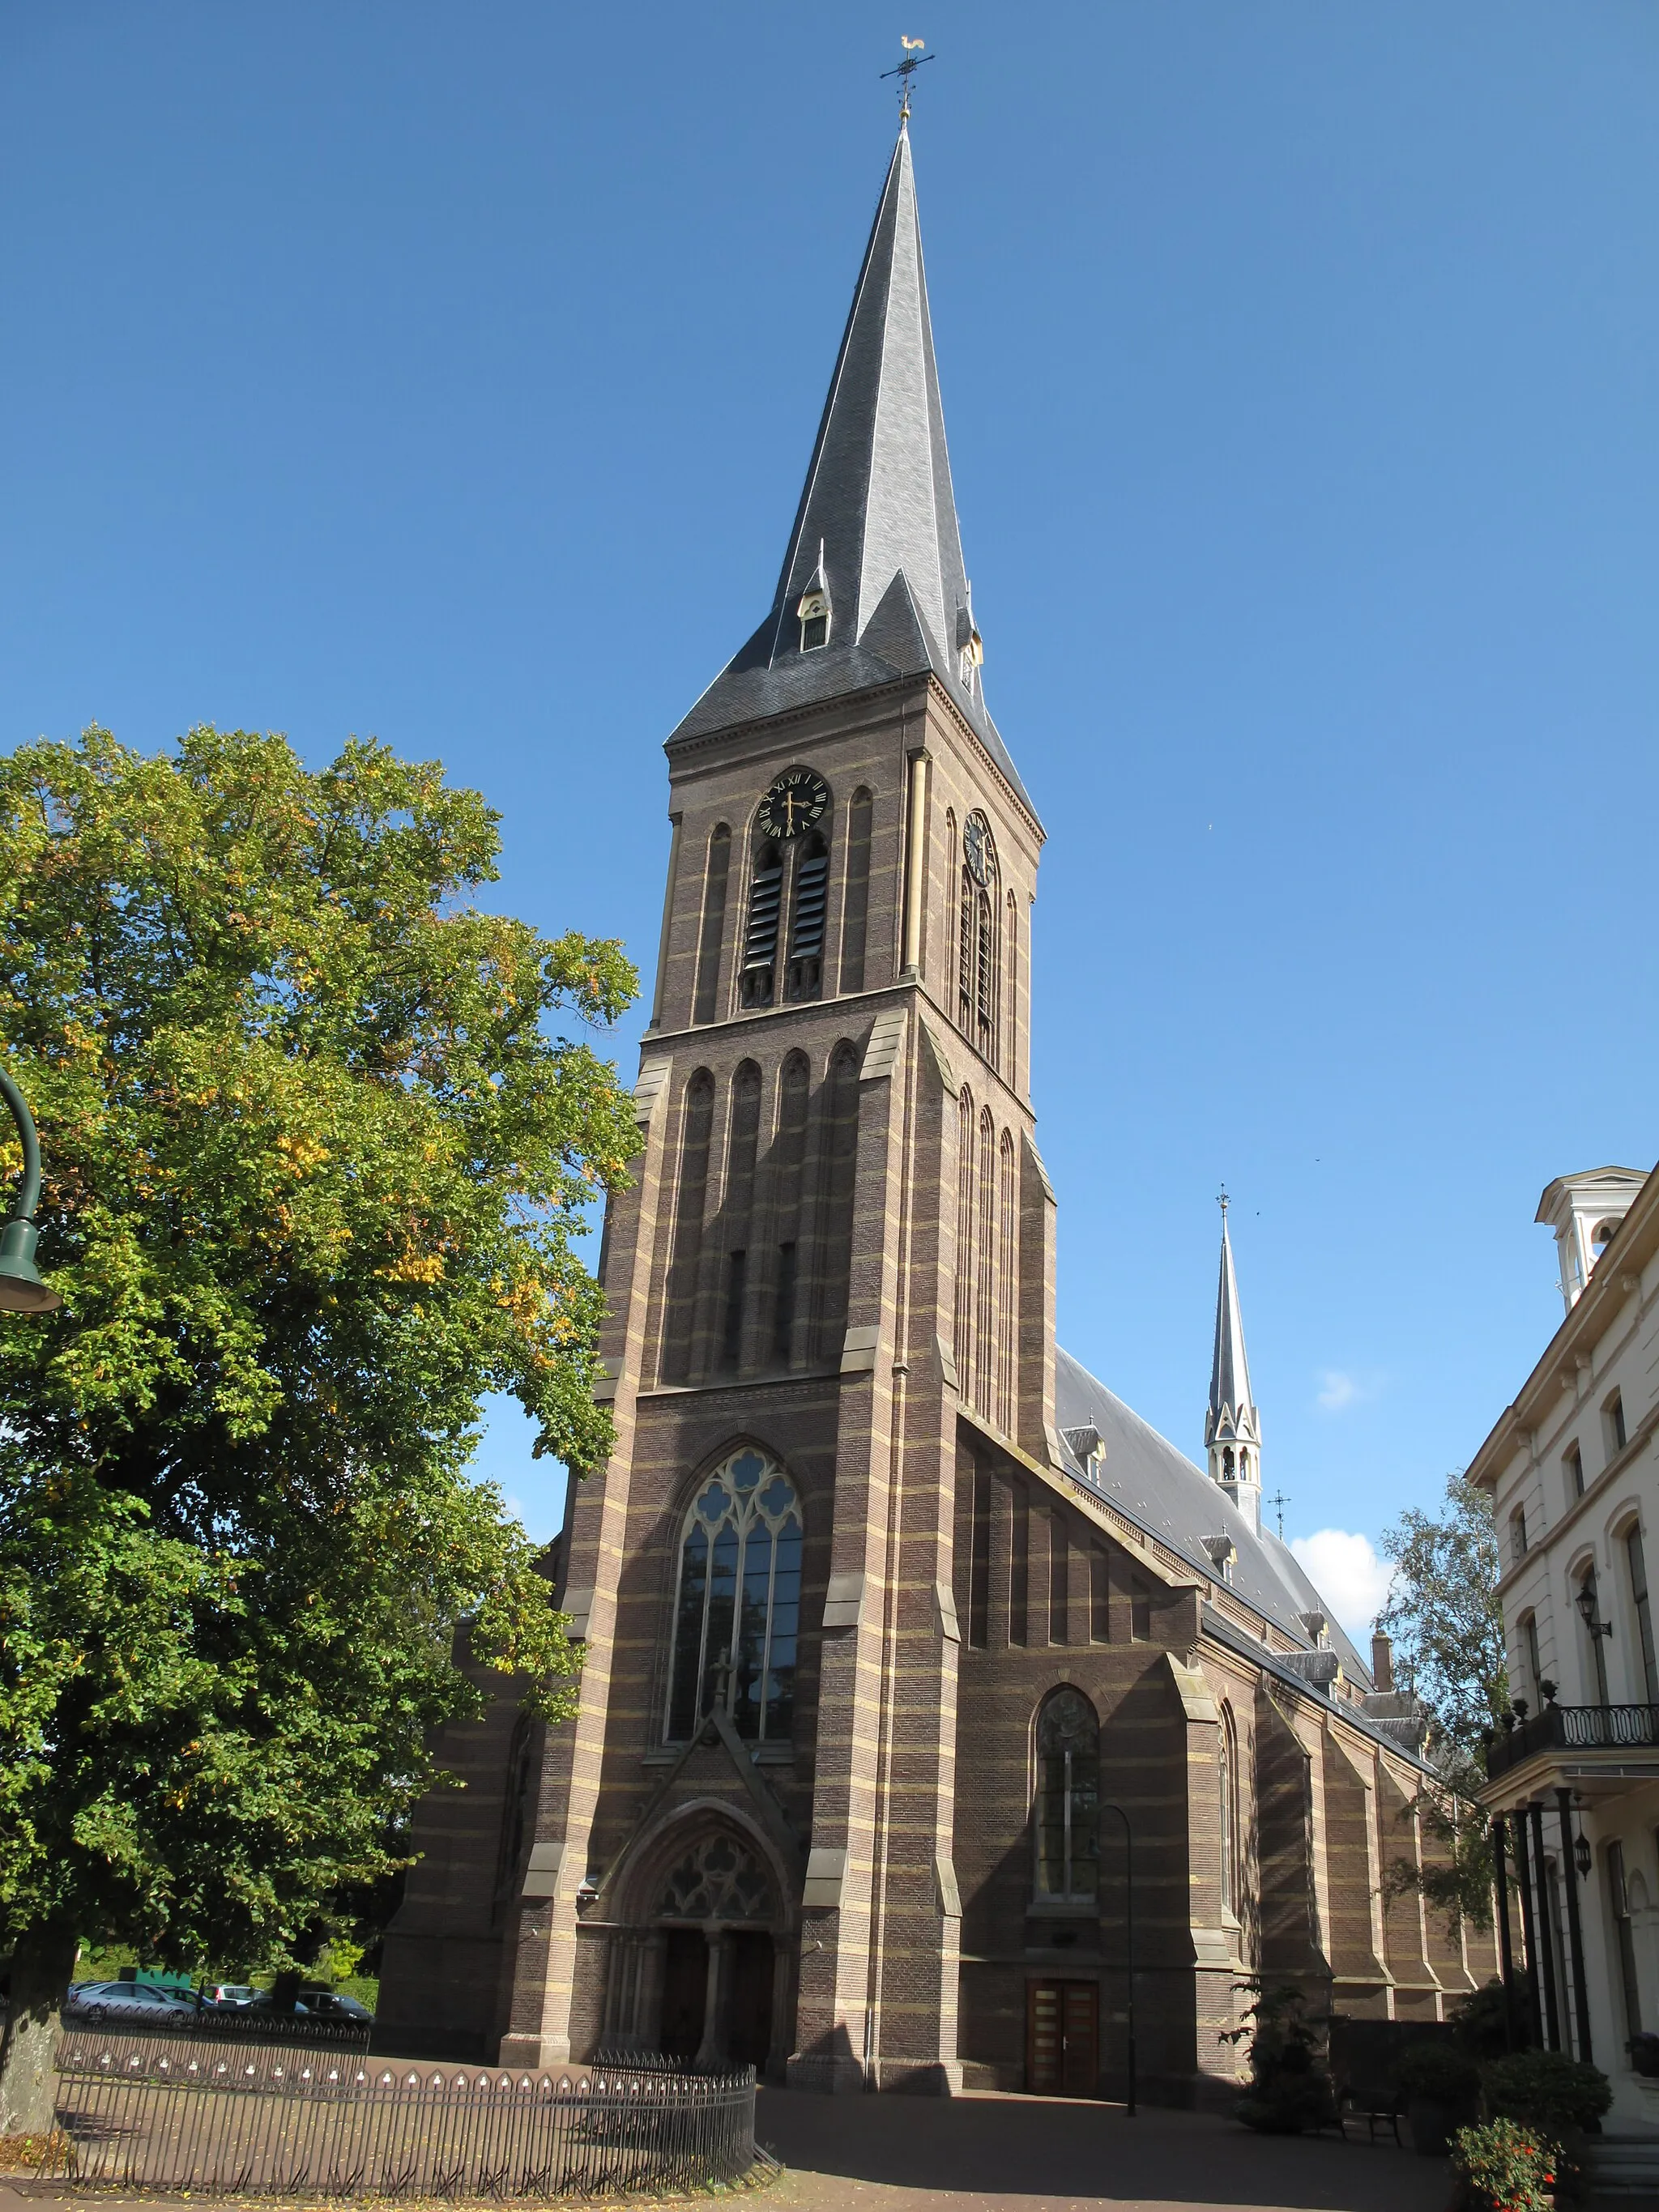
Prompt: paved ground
<box><xmin>0</xmin><ymin>2089</ymin><xmax>1444</xmax><ymax>2212</ymax></box>
<box><xmin>753</xmin><ymin>2090</ymin><xmax>1444</xmax><ymax>2212</ymax></box>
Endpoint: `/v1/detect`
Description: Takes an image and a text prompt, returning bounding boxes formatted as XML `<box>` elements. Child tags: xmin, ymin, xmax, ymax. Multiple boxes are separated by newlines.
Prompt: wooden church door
<box><xmin>1026</xmin><ymin>1981</ymin><xmax>1098</xmax><ymax>2097</ymax></box>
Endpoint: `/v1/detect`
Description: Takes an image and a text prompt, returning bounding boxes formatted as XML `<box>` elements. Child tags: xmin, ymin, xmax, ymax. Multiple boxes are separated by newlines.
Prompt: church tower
<box><xmin>471</xmin><ymin>119</ymin><xmax>1055</xmax><ymax>2093</ymax></box>
<box><xmin>1205</xmin><ymin>1198</ymin><xmax>1262</xmax><ymax>1532</ymax></box>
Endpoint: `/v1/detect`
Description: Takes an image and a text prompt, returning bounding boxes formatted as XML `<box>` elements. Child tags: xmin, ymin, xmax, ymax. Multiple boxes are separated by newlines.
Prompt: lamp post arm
<box><xmin>0</xmin><ymin>1066</ymin><xmax>43</xmax><ymax>1225</ymax></box>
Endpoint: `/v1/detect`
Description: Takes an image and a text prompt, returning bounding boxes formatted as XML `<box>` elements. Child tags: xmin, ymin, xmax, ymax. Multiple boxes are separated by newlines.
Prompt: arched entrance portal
<box><xmin>603</xmin><ymin>1822</ymin><xmax>791</xmax><ymax>2075</ymax></box>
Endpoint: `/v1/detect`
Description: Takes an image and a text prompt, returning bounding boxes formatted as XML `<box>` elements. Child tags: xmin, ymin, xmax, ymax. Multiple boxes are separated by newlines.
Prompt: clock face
<box><xmin>757</xmin><ymin>767</ymin><xmax>830</xmax><ymax>841</ymax></box>
<box><xmin>963</xmin><ymin>810</ymin><xmax>992</xmax><ymax>887</ymax></box>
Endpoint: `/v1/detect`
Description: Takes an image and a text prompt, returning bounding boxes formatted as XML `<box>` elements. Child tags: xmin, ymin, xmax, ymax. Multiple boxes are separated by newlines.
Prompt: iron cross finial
<box><xmin>881</xmin><ymin>36</ymin><xmax>934</xmax><ymax>124</ymax></box>
<box><xmin>1218</xmin><ymin>1185</ymin><xmax>1230</xmax><ymax>1219</ymax></box>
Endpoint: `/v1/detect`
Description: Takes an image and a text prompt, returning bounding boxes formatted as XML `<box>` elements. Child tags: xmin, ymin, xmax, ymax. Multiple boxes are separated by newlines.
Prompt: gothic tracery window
<box><xmin>1034</xmin><ymin>1686</ymin><xmax>1100</xmax><ymax>1902</ymax></box>
<box><xmin>658</xmin><ymin>1831</ymin><xmax>774</xmax><ymax>1923</ymax></box>
<box><xmin>667</xmin><ymin>1448</ymin><xmax>803</xmax><ymax>1743</ymax></box>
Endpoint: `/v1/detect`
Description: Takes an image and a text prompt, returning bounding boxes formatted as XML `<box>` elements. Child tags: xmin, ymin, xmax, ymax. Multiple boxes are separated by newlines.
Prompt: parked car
<box><xmin>298</xmin><ymin>1988</ymin><xmax>372</xmax><ymax>2021</ymax></box>
<box><xmin>198</xmin><ymin>1983</ymin><xmax>257</xmax><ymax>2010</ymax></box>
<box><xmin>63</xmin><ymin>1980</ymin><xmax>199</xmax><ymax>2024</ymax></box>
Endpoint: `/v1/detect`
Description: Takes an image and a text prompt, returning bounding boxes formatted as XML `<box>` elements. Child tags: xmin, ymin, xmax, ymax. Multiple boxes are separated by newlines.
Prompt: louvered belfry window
<box><xmin>741</xmin><ymin>842</ymin><xmax>783</xmax><ymax>1008</ymax></box>
<box><xmin>786</xmin><ymin>833</ymin><xmax>829</xmax><ymax>1001</ymax></box>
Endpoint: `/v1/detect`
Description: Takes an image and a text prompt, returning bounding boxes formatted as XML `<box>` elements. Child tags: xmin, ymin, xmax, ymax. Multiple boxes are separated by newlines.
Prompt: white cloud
<box><xmin>1315</xmin><ymin>1368</ymin><xmax>1386</xmax><ymax>1413</ymax></box>
<box><xmin>1290</xmin><ymin>1529</ymin><xmax>1395</xmax><ymax>1643</ymax></box>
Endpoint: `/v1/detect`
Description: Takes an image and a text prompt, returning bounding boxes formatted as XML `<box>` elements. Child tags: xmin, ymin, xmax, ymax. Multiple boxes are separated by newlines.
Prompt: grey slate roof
<box><xmin>1054</xmin><ymin>1345</ymin><xmax>1373</xmax><ymax>1692</ymax></box>
<box><xmin>1207</xmin><ymin>1210</ymin><xmax>1258</xmax><ymax>1445</ymax></box>
<box><xmin>668</xmin><ymin>128</ymin><xmax>1037</xmax><ymax>823</ymax></box>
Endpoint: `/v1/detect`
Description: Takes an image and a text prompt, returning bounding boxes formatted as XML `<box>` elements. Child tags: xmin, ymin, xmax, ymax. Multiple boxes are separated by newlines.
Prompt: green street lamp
<box><xmin>0</xmin><ymin>1066</ymin><xmax>62</xmax><ymax>1313</ymax></box>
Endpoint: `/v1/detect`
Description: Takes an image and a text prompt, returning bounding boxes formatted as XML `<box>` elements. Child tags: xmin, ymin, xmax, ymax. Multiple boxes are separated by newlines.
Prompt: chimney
<box><xmin>1371</xmin><ymin>1630</ymin><xmax>1395</xmax><ymax>1691</ymax></box>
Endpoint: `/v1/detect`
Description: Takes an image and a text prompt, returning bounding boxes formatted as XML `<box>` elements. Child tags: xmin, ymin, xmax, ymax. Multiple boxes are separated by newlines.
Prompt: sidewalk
<box><xmin>753</xmin><ymin>2088</ymin><xmax>1441</xmax><ymax>2212</ymax></box>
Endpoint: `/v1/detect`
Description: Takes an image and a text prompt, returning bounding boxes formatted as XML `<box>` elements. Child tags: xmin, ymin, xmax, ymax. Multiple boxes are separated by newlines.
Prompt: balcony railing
<box><xmin>1486</xmin><ymin>1701</ymin><xmax>1659</xmax><ymax>1783</ymax></box>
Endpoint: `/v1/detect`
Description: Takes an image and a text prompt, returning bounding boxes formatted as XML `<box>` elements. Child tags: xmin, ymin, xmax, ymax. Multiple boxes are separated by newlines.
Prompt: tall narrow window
<box><xmin>1566</xmin><ymin>1443</ymin><xmax>1584</xmax><ymax>1500</ymax></box>
<box><xmin>715</xmin><ymin>1063</ymin><xmax>761</xmax><ymax>1375</ymax></box>
<box><xmin>1609</xmin><ymin>1841</ymin><xmax>1644</xmax><ymax>2036</ymax></box>
<box><xmin>1219</xmin><ymin>1707</ymin><xmax>1239</xmax><ymax>1918</ymax></box>
<box><xmin>996</xmin><ymin>1127</ymin><xmax>1017</xmax><ymax>1434</ymax></box>
<box><xmin>741</xmin><ymin>842</ymin><xmax>783</xmax><ymax>1008</ymax></box>
<box><xmin>1523</xmin><ymin>1612</ymin><xmax>1543</xmax><ymax>1704</ymax></box>
<box><xmin>814</xmin><ymin>1045</ymin><xmax>859</xmax><ymax>1360</ymax></box>
<box><xmin>1581</xmin><ymin>1565</ymin><xmax>1611</xmax><ymax>1706</ymax></box>
<box><xmin>1607</xmin><ymin>1391</ymin><xmax>1628</xmax><ymax>1456</ymax></box>
<box><xmin>1510</xmin><ymin>1507</ymin><xmax>1529</xmax><ymax>1566</ymax></box>
<box><xmin>693</xmin><ymin>825</ymin><xmax>731</xmax><ymax>1025</ymax></box>
<box><xmin>975</xmin><ymin>1107</ymin><xmax>996</xmax><ymax>1420</ymax></box>
<box><xmin>786</xmin><ymin>831</ymin><xmax>829</xmax><ymax>1001</ymax></box>
<box><xmin>1034</xmin><ymin>1688</ymin><xmax>1101</xmax><ymax>1902</ymax></box>
<box><xmin>957</xmin><ymin>868</ymin><xmax>975</xmax><ymax>1038</ymax></box>
<box><xmin>1628</xmin><ymin>1527</ymin><xmax>1659</xmax><ymax>1704</ymax></box>
<box><xmin>768</xmin><ymin>1052</ymin><xmax>808</xmax><ymax>1369</ymax></box>
<box><xmin>839</xmin><ymin>787</ymin><xmax>872</xmax><ymax>994</ymax></box>
<box><xmin>662</xmin><ymin>1072</ymin><xmax>714</xmax><ymax>1384</ymax></box>
<box><xmin>975</xmin><ymin>887</ymin><xmax>996</xmax><ymax>1063</ymax></box>
<box><xmin>953</xmin><ymin>1087</ymin><xmax>975</xmax><ymax>1394</ymax></box>
<box><xmin>667</xmin><ymin>1448</ymin><xmax>802</xmax><ymax>1742</ymax></box>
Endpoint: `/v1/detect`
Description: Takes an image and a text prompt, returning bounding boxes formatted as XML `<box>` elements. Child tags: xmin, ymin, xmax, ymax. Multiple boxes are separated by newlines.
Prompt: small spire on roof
<box><xmin>1206</xmin><ymin>1193</ymin><xmax>1262</xmax><ymax>1531</ymax></box>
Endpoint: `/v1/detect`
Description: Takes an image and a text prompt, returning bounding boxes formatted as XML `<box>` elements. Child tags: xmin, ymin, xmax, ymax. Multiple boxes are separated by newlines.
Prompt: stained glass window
<box><xmin>667</xmin><ymin>1448</ymin><xmax>802</xmax><ymax>1742</ymax></box>
<box><xmin>1034</xmin><ymin>1687</ymin><xmax>1100</xmax><ymax>1901</ymax></box>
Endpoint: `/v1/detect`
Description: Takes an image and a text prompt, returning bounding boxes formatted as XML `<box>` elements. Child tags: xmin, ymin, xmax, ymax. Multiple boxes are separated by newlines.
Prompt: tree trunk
<box><xmin>0</xmin><ymin>1923</ymin><xmax>76</xmax><ymax>2138</ymax></box>
<box><xmin>268</xmin><ymin>1970</ymin><xmax>302</xmax><ymax>2017</ymax></box>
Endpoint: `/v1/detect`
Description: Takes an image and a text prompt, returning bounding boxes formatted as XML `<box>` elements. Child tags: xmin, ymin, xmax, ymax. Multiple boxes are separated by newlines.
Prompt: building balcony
<box><xmin>1482</xmin><ymin>1701</ymin><xmax>1659</xmax><ymax>1805</ymax></box>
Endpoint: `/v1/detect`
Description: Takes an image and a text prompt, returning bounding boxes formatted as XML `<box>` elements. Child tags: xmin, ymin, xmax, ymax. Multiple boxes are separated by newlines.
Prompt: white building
<box><xmin>1472</xmin><ymin>1160</ymin><xmax>1659</xmax><ymax>2120</ymax></box>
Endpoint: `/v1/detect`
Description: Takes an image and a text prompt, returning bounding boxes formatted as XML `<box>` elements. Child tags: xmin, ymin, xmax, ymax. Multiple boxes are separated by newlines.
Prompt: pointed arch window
<box><xmin>786</xmin><ymin>831</ymin><xmax>830</xmax><ymax>1001</ymax></box>
<box><xmin>741</xmin><ymin>841</ymin><xmax>783</xmax><ymax>1008</ymax></box>
<box><xmin>667</xmin><ymin>1448</ymin><xmax>803</xmax><ymax>1743</ymax></box>
<box><xmin>798</xmin><ymin>586</ymin><xmax>831</xmax><ymax>652</ymax></box>
<box><xmin>956</xmin><ymin>817</ymin><xmax>1000</xmax><ymax>1067</ymax></box>
<box><xmin>1034</xmin><ymin>1687</ymin><xmax>1100</xmax><ymax>1902</ymax></box>
<box><xmin>693</xmin><ymin>825</ymin><xmax>731</xmax><ymax>1025</ymax></box>
<box><xmin>1218</xmin><ymin>1705</ymin><xmax>1239</xmax><ymax>1919</ymax></box>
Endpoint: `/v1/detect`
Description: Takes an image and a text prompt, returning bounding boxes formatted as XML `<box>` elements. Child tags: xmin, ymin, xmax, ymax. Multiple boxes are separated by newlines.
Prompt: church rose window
<box><xmin>667</xmin><ymin>1448</ymin><xmax>803</xmax><ymax>1744</ymax></box>
<box><xmin>1034</xmin><ymin>1687</ymin><xmax>1100</xmax><ymax>1902</ymax></box>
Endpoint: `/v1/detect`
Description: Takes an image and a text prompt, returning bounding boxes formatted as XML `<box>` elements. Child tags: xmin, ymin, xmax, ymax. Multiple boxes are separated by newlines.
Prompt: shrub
<box><xmin>1482</xmin><ymin>2050</ymin><xmax>1612</xmax><ymax>2137</ymax></box>
<box><xmin>1392</xmin><ymin>2042</ymin><xmax>1482</xmax><ymax>2104</ymax></box>
<box><xmin>1450</xmin><ymin>2119</ymin><xmax>1555</xmax><ymax>2212</ymax></box>
<box><xmin>1222</xmin><ymin>1983</ymin><xmax>1339</xmax><ymax>2135</ymax></box>
<box><xmin>1450</xmin><ymin>1973</ymin><xmax>1533</xmax><ymax>2059</ymax></box>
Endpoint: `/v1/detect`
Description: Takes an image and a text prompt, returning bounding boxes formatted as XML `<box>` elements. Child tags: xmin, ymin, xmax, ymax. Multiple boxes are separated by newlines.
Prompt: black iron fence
<box><xmin>1486</xmin><ymin>1700</ymin><xmax>1659</xmax><ymax>1782</ymax></box>
<box><xmin>42</xmin><ymin>2030</ymin><xmax>757</xmax><ymax>2198</ymax></box>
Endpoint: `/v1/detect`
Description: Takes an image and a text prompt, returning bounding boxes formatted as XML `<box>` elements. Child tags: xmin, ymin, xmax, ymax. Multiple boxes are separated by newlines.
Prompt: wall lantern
<box><xmin>1576</xmin><ymin>1585</ymin><xmax>1614</xmax><ymax>1639</ymax></box>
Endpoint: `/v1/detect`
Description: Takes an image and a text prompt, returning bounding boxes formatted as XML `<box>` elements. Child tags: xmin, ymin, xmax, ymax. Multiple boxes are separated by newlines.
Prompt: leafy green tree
<box><xmin>0</xmin><ymin>727</ymin><xmax>638</xmax><ymax>2130</ymax></box>
<box><xmin>1376</xmin><ymin>1473</ymin><xmax>1512</xmax><ymax>1933</ymax></box>
<box><xmin>1379</xmin><ymin>1472</ymin><xmax>1510</xmax><ymax>1772</ymax></box>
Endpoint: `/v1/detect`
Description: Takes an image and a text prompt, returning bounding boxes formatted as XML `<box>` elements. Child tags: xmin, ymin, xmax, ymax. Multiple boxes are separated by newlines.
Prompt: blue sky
<box><xmin>4</xmin><ymin>5</ymin><xmax>1657</xmax><ymax>1634</ymax></box>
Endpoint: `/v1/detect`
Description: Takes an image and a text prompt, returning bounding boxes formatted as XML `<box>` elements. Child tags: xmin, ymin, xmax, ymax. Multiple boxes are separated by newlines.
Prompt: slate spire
<box><xmin>767</xmin><ymin>123</ymin><xmax>969</xmax><ymax>676</ymax></box>
<box><xmin>670</xmin><ymin>126</ymin><xmax>1033</xmax><ymax>814</ymax></box>
<box><xmin>1206</xmin><ymin>1199</ymin><xmax>1262</xmax><ymax>1528</ymax></box>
